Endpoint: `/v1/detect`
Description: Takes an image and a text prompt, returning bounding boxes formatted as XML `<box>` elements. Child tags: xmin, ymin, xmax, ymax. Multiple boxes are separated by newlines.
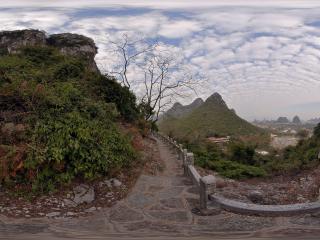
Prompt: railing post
<box><xmin>184</xmin><ymin>152</ymin><xmax>194</xmax><ymax>176</ymax></box>
<box><xmin>178</xmin><ymin>144</ymin><xmax>183</xmax><ymax>160</ymax></box>
<box><xmin>200</xmin><ymin>175</ymin><xmax>216</xmax><ymax>210</ymax></box>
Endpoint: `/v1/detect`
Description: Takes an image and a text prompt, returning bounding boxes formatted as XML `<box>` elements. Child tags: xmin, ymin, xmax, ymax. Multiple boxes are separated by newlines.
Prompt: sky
<box><xmin>1</xmin><ymin>0</ymin><xmax>320</xmax><ymax>121</ymax></box>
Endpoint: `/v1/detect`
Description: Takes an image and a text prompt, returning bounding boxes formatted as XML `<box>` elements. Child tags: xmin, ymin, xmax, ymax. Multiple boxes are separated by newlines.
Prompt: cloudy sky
<box><xmin>1</xmin><ymin>0</ymin><xmax>320</xmax><ymax>121</ymax></box>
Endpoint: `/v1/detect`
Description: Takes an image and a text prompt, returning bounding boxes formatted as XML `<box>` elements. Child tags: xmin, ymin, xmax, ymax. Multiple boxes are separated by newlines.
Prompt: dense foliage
<box><xmin>0</xmin><ymin>46</ymin><xmax>139</xmax><ymax>192</ymax></box>
<box><xmin>271</xmin><ymin>124</ymin><xmax>320</xmax><ymax>173</ymax></box>
<box><xmin>185</xmin><ymin>123</ymin><xmax>320</xmax><ymax>179</ymax></box>
<box><xmin>186</xmin><ymin>141</ymin><xmax>266</xmax><ymax>179</ymax></box>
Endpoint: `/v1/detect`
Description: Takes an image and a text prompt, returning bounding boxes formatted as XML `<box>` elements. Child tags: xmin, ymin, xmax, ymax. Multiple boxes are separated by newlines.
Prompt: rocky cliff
<box><xmin>0</xmin><ymin>29</ymin><xmax>98</xmax><ymax>72</ymax></box>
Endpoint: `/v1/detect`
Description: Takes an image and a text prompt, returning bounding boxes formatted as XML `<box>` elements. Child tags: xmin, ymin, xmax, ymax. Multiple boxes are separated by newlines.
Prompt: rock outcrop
<box><xmin>0</xmin><ymin>30</ymin><xmax>46</xmax><ymax>54</ymax></box>
<box><xmin>0</xmin><ymin>29</ymin><xmax>99</xmax><ymax>72</ymax></box>
<box><xmin>47</xmin><ymin>33</ymin><xmax>98</xmax><ymax>72</ymax></box>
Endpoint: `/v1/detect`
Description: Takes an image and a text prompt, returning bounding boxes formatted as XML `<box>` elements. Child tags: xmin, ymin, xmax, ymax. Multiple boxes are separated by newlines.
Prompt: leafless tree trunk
<box><xmin>110</xmin><ymin>34</ymin><xmax>199</xmax><ymax>122</ymax></box>
<box><xmin>140</xmin><ymin>54</ymin><xmax>197</xmax><ymax>122</ymax></box>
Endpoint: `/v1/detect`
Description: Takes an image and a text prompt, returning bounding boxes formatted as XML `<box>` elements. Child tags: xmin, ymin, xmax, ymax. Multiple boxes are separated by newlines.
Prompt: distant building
<box><xmin>207</xmin><ymin>136</ymin><xmax>230</xmax><ymax>144</ymax></box>
<box><xmin>255</xmin><ymin>150</ymin><xmax>270</xmax><ymax>156</ymax></box>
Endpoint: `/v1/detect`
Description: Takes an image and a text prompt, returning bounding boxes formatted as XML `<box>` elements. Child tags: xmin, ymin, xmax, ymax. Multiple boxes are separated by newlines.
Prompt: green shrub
<box><xmin>22</xmin><ymin>47</ymin><xmax>56</xmax><ymax>64</ymax></box>
<box><xmin>208</xmin><ymin>160</ymin><xmax>266</xmax><ymax>179</ymax></box>
<box><xmin>314</xmin><ymin>123</ymin><xmax>320</xmax><ymax>139</ymax></box>
<box><xmin>91</xmin><ymin>75</ymin><xmax>139</xmax><ymax>122</ymax></box>
<box><xmin>26</xmin><ymin>110</ymin><xmax>135</xmax><ymax>192</ymax></box>
<box><xmin>54</xmin><ymin>61</ymin><xmax>85</xmax><ymax>80</ymax></box>
<box><xmin>0</xmin><ymin>48</ymin><xmax>8</xmax><ymax>56</ymax></box>
<box><xmin>0</xmin><ymin>46</ymin><xmax>139</xmax><ymax>193</ymax></box>
<box><xmin>230</xmin><ymin>143</ymin><xmax>256</xmax><ymax>165</ymax></box>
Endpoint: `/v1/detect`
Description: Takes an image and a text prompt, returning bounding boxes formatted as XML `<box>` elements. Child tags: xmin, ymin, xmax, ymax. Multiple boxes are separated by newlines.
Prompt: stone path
<box><xmin>2</xmin><ymin>138</ymin><xmax>320</xmax><ymax>239</ymax></box>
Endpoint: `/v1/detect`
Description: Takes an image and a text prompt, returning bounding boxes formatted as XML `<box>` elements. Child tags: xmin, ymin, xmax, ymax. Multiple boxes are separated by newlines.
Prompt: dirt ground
<box><xmin>197</xmin><ymin>165</ymin><xmax>320</xmax><ymax>205</ymax></box>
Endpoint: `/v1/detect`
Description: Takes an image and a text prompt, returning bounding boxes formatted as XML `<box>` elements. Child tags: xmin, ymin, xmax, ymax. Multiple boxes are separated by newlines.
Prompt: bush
<box><xmin>208</xmin><ymin>160</ymin><xmax>266</xmax><ymax>179</ymax></box>
<box><xmin>0</xmin><ymin>47</ymin><xmax>139</xmax><ymax>193</ymax></box>
<box><xmin>230</xmin><ymin>143</ymin><xmax>256</xmax><ymax>165</ymax></box>
<box><xmin>22</xmin><ymin>47</ymin><xmax>56</xmax><ymax>64</ymax></box>
<box><xmin>91</xmin><ymin>75</ymin><xmax>139</xmax><ymax>122</ymax></box>
<box><xmin>26</xmin><ymin>110</ymin><xmax>135</xmax><ymax>192</ymax></box>
<box><xmin>54</xmin><ymin>61</ymin><xmax>85</xmax><ymax>80</ymax></box>
<box><xmin>314</xmin><ymin>123</ymin><xmax>320</xmax><ymax>139</ymax></box>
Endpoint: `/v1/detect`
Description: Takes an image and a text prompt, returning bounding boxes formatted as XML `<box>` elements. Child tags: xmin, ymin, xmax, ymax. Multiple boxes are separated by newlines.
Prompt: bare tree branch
<box><xmin>109</xmin><ymin>34</ymin><xmax>200</xmax><ymax>122</ymax></box>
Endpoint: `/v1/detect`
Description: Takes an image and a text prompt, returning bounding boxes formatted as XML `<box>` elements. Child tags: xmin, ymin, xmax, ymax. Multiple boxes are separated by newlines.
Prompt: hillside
<box><xmin>0</xmin><ymin>30</ymin><xmax>140</xmax><ymax>192</ymax></box>
<box><xmin>163</xmin><ymin>98</ymin><xmax>204</xmax><ymax>119</ymax></box>
<box><xmin>158</xmin><ymin>93</ymin><xmax>263</xmax><ymax>140</ymax></box>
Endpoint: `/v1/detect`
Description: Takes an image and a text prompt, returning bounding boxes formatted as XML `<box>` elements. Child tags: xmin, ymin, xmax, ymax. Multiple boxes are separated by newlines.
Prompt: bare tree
<box><xmin>140</xmin><ymin>54</ymin><xmax>197</xmax><ymax>122</ymax></box>
<box><xmin>110</xmin><ymin>34</ymin><xmax>199</xmax><ymax>122</ymax></box>
<box><xmin>110</xmin><ymin>34</ymin><xmax>156</xmax><ymax>89</ymax></box>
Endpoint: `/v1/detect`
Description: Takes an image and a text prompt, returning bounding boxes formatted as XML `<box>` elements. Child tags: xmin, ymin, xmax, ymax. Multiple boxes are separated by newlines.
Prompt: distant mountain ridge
<box><xmin>164</xmin><ymin>98</ymin><xmax>204</xmax><ymax>119</ymax></box>
<box><xmin>158</xmin><ymin>92</ymin><xmax>263</xmax><ymax>140</ymax></box>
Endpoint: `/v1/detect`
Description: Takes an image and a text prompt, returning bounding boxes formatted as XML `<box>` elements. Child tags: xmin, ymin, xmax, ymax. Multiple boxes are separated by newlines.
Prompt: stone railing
<box><xmin>154</xmin><ymin>132</ymin><xmax>215</xmax><ymax>212</ymax></box>
<box><xmin>154</xmin><ymin>132</ymin><xmax>320</xmax><ymax>216</ymax></box>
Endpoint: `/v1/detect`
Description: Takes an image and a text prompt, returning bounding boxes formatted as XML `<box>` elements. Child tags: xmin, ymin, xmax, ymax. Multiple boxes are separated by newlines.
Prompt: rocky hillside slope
<box><xmin>0</xmin><ymin>29</ymin><xmax>140</xmax><ymax>193</ymax></box>
<box><xmin>158</xmin><ymin>93</ymin><xmax>263</xmax><ymax>140</ymax></box>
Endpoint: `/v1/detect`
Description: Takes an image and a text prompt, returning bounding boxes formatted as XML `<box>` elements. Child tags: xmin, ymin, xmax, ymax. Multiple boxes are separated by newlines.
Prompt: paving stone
<box><xmin>148</xmin><ymin>185</ymin><xmax>164</xmax><ymax>192</ymax></box>
<box><xmin>109</xmin><ymin>205</ymin><xmax>144</xmax><ymax>222</ymax></box>
<box><xmin>124</xmin><ymin>220</ymin><xmax>181</xmax><ymax>233</ymax></box>
<box><xmin>290</xmin><ymin>215</ymin><xmax>320</xmax><ymax>226</ymax></box>
<box><xmin>170</xmin><ymin>177</ymin><xmax>187</xmax><ymax>186</ymax></box>
<box><xmin>158</xmin><ymin>187</ymin><xmax>184</xmax><ymax>199</ymax></box>
<box><xmin>148</xmin><ymin>210</ymin><xmax>190</xmax><ymax>223</ymax></box>
<box><xmin>0</xmin><ymin>222</ymin><xmax>49</xmax><ymax>234</ymax></box>
<box><xmin>149</xmin><ymin>204</ymin><xmax>168</xmax><ymax>211</ymax></box>
<box><xmin>160</xmin><ymin>198</ymin><xmax>184</xmax><ymax>209</ymax></box>
<box><xmin>196</xmin><ymin>215</ymin><xmax>274</xmax><ymax>231</ymax></box>
<box><xmin>186</xmin><ymin>186</ymin><xmax>199</xmax><ymax>195</ymax></box>
<box><xmin>126</xmin><ymin>193</ymin><xmax>156</xmax><ymax>209</ymax></box>
<box><xmin>186</xmin><ymin>198</ymin><xmax>199</xmax><ymax>209</ymax></box>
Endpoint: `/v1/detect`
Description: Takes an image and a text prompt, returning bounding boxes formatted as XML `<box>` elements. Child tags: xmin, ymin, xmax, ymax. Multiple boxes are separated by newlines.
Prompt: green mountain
<box><xmin>158</xmin><ymin>93</ymin><xmax>263</xmax><ymax>140</ymax></box>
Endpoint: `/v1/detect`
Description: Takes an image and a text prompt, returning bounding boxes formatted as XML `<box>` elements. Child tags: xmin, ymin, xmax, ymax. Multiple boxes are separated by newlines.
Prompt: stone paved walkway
<box><xmin>2</xmin><ymin>138</ymin><xmax>320</xmax><ymax>239</ymax></box>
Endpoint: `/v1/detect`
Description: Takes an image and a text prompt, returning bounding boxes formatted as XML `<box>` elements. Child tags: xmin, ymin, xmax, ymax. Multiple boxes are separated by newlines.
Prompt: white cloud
<box><xmin>158</xmin><ymin>20</ymin><xmax>202</xmax><ymax>38</ymax></box>
<box><xmin>0</xmin><ymin>2</ymin><xmax>320</xmax><ymax>120</ymax></box>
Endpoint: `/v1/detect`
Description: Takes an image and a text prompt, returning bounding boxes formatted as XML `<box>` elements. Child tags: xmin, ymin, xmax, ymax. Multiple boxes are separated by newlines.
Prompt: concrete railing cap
<box><xmin>201</xmin><ymin>175</ymin><xmax>216</xmax><ymax>185</ymax></box>
<box><xmin>186</xmin><ymin>152</ymin><xmax>194</xmax><ymax>157</ymax></box>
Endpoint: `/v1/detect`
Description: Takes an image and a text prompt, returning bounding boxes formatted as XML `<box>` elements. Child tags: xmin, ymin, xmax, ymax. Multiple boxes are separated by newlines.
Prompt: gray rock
<box><xmin>0</xmin><ymin>30</ymin><xmax>99</xmax><ymax>72</ymax></box>
<box><xmin>248</xmin><ymin>190</ymin><xmax>264</xmax><ymax>204</ymax></box>
<box><xmin>66</xmin><ymin>212</ymin><xmax>76</xmax><ymax>217</ymax></box>
<box><xmin>105</xmin><ymin>192</ymin><xmax>113</xmax><ymax>198</ymax></box>
<box><xmin>103</xmin><ymin>178</ymin><xmax>122</xmax><ymax>188</ymax></box>
<box><xmin>46</xmin><ymin>212</ymin><xmax>60</xmax><ymax>218</ymax></box>
<box><xmin>112</xmin><ymin>178</ymin><xmax>122</xmax><ymax>187</ymax></box>
<box><xmin>73</xmin><ymin>184</ymin><xmax>95</xmax><ymax>205</ymax></box>
<box><xmin>84</xmin><ymin>207</ymin><xmax>96</xmax><ymax>213</ymax></box>
<box><xmin>63</xmin><ymin>199</ymin><xmax>77</xmax><ymax>207</ymax></box>
<box><xmin>47</xmin><ymin>33</ymin><xmax>98</xmax><ymax>72</ymax></box>
<box><xmin>103</xmin><ymin>180</ymin><xmax>112</xmax><ymax>188</ymax></box>
<box><xmin>0</xmin><ymin>30</ymin><xmax>46</xmax><ymax>54</ymax></box>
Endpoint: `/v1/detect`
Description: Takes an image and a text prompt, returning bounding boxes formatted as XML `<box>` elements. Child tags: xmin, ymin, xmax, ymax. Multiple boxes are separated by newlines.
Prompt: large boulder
<box><xmin>0</xmin><ymin>30</ymin><xmax>46</xmax><ymax>54</ymax></box>
<box><xmin>47</xmin><ymin>33</ymin><xmax>98</xmax><ymax>72</ymax></box>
